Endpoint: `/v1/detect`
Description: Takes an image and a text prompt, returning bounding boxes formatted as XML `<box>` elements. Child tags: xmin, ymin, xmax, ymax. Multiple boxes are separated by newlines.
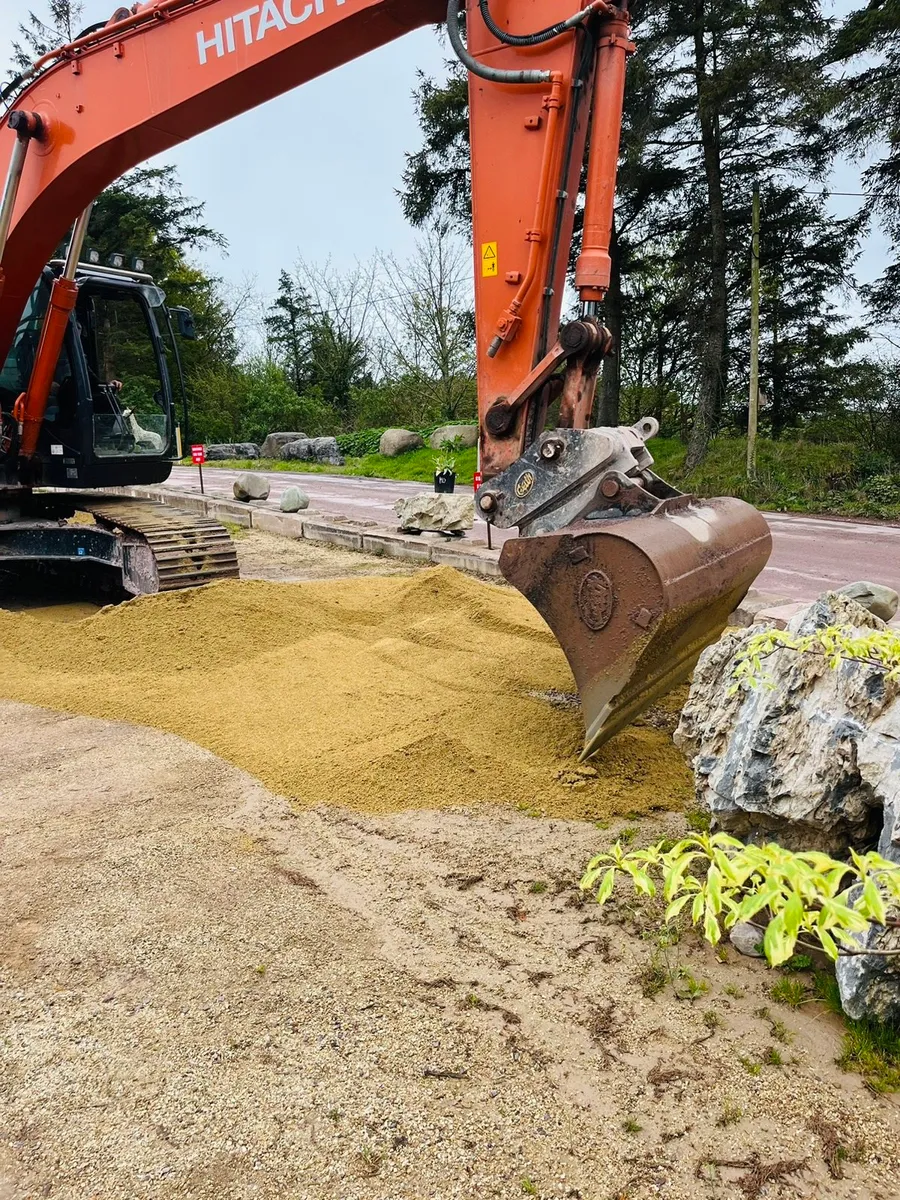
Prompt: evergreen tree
<box><xmin>10</xmin><ymin>0</ymin><xmax>84</xmax><ymax>74</ymax></box>
<box><xmin>264</xmin><ymin>271</ymin><xmax>314</xmax><ymax>395</ymax></box>
<box><xmin>830</xmin><ymin>0</ymin><xmax>900</xmax><ymax>321</ymax></box>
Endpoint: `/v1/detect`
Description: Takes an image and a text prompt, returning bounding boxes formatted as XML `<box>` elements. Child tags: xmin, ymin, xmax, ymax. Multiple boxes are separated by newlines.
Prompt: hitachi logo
<box><xmin>196</xmin><ymin>0</ymin><xmax>346</xmax><ymax>64</ymax></box>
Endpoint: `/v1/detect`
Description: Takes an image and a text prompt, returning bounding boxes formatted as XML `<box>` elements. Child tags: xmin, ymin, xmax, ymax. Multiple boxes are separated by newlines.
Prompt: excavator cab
<box><xmin>0</xmin><ymin>263</ymin><xmax>184</xmax><ymax>490</ymax></box>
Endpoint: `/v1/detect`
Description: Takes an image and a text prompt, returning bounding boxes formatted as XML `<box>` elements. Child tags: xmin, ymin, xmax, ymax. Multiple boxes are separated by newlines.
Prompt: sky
<box><xmin>0</xmin><ymin>0</ymin><xmax>894</xmax><ymax>341</ymax></box>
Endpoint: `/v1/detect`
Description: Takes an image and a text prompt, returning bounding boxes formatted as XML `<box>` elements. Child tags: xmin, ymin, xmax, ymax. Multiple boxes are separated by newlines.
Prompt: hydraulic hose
<box><xmin>447</xmin><ymin>0</ymin><xmax>552</xmax><ymax>83</ymax></box>
<box><xmin>478</xmin><ymin>0</ymin><xmax>597</xmax><ymax>47</ymax></box>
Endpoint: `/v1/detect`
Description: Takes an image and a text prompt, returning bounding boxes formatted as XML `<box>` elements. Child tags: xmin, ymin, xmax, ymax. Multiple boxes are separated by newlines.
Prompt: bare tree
<box><xmin>375</xmin><ymin>219</ymin><xmax>475</xmax><ymax>423</ymax></box>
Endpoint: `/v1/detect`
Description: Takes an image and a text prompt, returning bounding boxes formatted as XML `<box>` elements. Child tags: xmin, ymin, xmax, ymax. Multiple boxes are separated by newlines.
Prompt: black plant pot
<box><xmin>434</xmin><ymin>470</ymin><xmax>456</xmax><ymax>494</ymax></box>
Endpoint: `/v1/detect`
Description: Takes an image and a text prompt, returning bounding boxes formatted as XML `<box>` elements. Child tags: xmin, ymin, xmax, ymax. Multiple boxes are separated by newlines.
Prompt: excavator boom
<box><xmin>0</xmin><ymin>0</ymin><xmax>771</xmax><ymax>756</ymax></box>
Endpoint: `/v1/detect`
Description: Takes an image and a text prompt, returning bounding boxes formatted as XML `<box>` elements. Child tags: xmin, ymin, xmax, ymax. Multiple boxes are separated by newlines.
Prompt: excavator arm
<box><xmin>0</xmin><ymin>0</ymin><xmax>771</xmax><ymax>756</ymax></box>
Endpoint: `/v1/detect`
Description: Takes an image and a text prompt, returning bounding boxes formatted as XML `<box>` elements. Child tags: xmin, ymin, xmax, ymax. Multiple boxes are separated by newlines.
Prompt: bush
<box><xmin>336</xmin><ymin>428</ymin><xmax>388</xmax><ymax>457</ymax></box>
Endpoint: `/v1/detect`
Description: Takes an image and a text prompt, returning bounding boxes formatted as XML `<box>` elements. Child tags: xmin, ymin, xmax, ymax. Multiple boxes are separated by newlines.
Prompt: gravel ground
<box><xmin>2</xmin><ymin>701</ymin><xmax>899</xmax><ymax>1200</ymax></box>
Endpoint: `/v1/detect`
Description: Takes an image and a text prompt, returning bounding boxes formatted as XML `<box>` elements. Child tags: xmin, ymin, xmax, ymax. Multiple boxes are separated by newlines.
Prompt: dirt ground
<box><xmin>1</xmin><ymin>533</ymin><xmax>899</xmax><ymax>1199</ymax></box>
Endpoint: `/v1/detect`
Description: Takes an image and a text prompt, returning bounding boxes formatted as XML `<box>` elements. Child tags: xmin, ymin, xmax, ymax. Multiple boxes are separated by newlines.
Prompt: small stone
<box><xmin>280</xmin><ymin>487</ymin><xmax>309</xmax><ymax>513</ymax></box>
<box><xmin>379</xmin><ymin>429</ymin><xmax>425</xmax><ymax>457</ymax></box>
<box><xmin>838</xmin><ymin>580</ymin><xmax>899</xmax><ymax>623</ymax></box>
<box><xmin>729</xmin><ymin>921</ymin><xmax>765</xmax><ymax>958</ymax></box>
<box><xmin>393</xmin><ymin>493</ymin><xmax>474</xmax><ymax>533</ymax></box>
<box><xmin>233</xmin><ymin>472</ymin><xmax>270</xmax><ymax>502</ymax></box>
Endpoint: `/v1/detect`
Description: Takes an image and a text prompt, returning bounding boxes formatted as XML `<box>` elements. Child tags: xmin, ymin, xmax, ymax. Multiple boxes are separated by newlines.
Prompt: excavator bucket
<box><xmin>476</xmin><ymin>425</ymin><xmax>772</xmax><ymax>759</ymax></box>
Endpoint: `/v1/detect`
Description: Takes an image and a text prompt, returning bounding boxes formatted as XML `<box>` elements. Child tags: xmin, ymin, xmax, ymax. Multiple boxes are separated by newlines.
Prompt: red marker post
<box><xmin>191</xmin><ymin>443</ymin><xmax>206</xmax><ymax>494</ymax></box>
<box><xmin>473</xmin><ymin>469</ymin><xmax>491</xmax><ymax>549</ymax></box>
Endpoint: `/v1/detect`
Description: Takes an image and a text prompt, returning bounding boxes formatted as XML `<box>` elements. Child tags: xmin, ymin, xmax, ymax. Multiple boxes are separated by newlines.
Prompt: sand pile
<box><xmin>0</xmin><ymin>568</ymin><xmax>692</xmax><ymax>819</ymax></box>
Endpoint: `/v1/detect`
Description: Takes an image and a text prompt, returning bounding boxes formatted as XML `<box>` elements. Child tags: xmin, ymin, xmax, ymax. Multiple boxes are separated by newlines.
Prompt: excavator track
<box><xmin>77</xmin><ymin>497</ymin><xmax>239</xmax><ymax>592</ymax></box>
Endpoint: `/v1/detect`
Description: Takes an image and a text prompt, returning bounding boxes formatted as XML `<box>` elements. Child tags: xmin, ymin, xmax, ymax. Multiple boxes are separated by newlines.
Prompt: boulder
<box><xmin>379</xmin><ymin>428</ymin><xmax>424</xmax><ymax>457</ymax></box>
<box><xmin>233</xmin><ymin>472</ymin><xmax>271</xmax><ymax>502</ymax></box>
<box><xmin>206</xmin><ymin>443</ymin><xmax>259</xmax><ymax>460</ymax></box>
<box><xmin>393</xmin><ymin>492</ymin><xmax>474</xmax><ymax>533</ymax></box>
<box><xmin>835</xmin><ymin>890</ymin><xmax>900</xmax><ymax>1023</ymax></box>
<box><xmin>260</xmin><ymin>431</ymin><xmax>307</xmax><ymax>458</ymax></box>
<box><xmin>838</xmin><ymin>580</ymin><xmax>899</xmax><ymax>624</ymax></box>
<box><xmin>280</xmin><ymin>437</ymin><xmax>345</xmax><ymax>467</ymax></box>
<box><xmin>674</xmin><ymin>591</ymin><xmax>900</xmax><ymax>858</ymax></box>
<box><xmin>280</xmin><ymin>486</ymin><xmax>310</xmax><ymax>513</ymax></box>
<box><xmin>428</xmin><ymin>424</ymin><xmax>478</xmax><ymax>451</ymax></box>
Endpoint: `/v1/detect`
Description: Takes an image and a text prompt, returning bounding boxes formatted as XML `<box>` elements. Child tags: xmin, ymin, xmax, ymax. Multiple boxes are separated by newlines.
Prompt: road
<box><xmin>169</xmin><ymin>465</ymin><xmax>900</xmax><ymax>607</ymax></box>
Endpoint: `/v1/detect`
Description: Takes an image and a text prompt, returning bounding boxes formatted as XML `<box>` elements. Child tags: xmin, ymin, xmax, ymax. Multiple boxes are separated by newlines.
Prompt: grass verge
<box><xmin>188</xmin><ymin>445</ymin><xmax>479</xmax><ymax>487</ymax></box>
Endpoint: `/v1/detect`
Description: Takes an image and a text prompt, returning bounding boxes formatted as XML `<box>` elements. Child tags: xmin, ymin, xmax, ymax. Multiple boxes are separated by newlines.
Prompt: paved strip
<box><xmin>168</xmin><ymin>466</ymin><xmax>900</xmax><ymax>605</ymax></box>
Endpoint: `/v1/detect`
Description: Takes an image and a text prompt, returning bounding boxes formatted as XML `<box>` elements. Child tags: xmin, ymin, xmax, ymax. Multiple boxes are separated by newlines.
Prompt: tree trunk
<box><xmin>597</xmin><ymin>223</ymin><xmax>622</xmax><ymax>426</ymax></box>
<box><xmin>685</xmin><ymin>2</ymin><xmax>728</xmax><ymax>471</ymax></box>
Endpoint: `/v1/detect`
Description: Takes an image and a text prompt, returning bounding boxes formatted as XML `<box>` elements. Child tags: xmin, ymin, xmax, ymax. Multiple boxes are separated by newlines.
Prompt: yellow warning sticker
<box><xmin>481</xmin><ymin>241</ymin><xmax>498</xmax><ymax>277</ymax></box>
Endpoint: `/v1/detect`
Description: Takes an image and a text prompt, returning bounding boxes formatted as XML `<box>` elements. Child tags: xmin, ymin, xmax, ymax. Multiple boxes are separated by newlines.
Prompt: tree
<box><xmin>830</xmin><ymin>1</ymin><xmax>900</xmax><ymax>322</ymax></box>
<box><xmin>295</xmin><ymin>259</ymin><xmax>377</xmax><ymax>419</ymax></box>
<box><xmin>10</xmin><ymin>0</ymin><xmax>83</xmax><ymax>74</ymax></box>
<box><xmin>375</xmin><ymin>219</ymin><xmax>475</xmax><ymax>423</ymax></box>
<box><xmin>264</xmin><ymin>270</ymin><xmax>314</xmax><ymax>395</ymax></box>
<box><xmin>399</xmin><ymin>63</ymin><xmax>471</xmax><ymax>232</ymax></box>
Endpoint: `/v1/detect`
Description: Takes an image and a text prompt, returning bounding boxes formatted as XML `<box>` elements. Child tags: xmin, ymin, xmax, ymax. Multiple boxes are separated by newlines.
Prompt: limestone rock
<box><xmin>233</xmin><ymin>472</ymin><xmax>271</xmax><ymax>502</ymax></box>
<box><xmin>428</xmin><ymin>424</ymin><xmax>478</xmax><ymax>451</ymax></box>
<box><xmin>379</xmin><ymin>428</ymin><xmax>424</xmax><ymax>457</ymax></box>
<box><xmin>280</xmin><ymin>486</ymin><xmax>310</xmax><ymax>513</ymax></box>
<box><xmin>206</xmin><ymin>443</ymin><xmax>259</xmax><ymax>460</ymax></box>
<box><xmin>838</xmin><ymin>580</ymin><xmax>899</xmax><ymax>623</ymax></box>
<box><xmin>261</xmin><ymin>431</ymin><xmax>307</xmax><ymax>458</ymax></box>
<box><xmin>281</xmin><ymin>437</ymin><xmax>344</xmax><ymax>466</ymax></box>
<box><xmin>674</xmin><ymin>592</ymin><xmax>900</xmax><ymax>858</ymax></box>
<box><xmin>393</xmin><ymin>492</ymin><xmax>474</xmax><ymax>533</ymax></box>
<box><xmin>835</xmin><ymin>890</ymin><xmax>900</xmax><ymax>1023</ymax></box>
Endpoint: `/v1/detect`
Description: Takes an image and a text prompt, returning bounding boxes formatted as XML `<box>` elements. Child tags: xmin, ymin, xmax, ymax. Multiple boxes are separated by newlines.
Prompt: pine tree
<box><xmin>830</xmin><ymin>0</ymin><xmax>900</xmax><ymax>321</ymax></box>
<box><xmin>264</xmin><ymin>271</ymin><xmax>314</xmax><ymax>395</ymax></box>
<box><xmin>10</xmin><ymin>0</ymin><xmax>84</xmax><ymax>74</ymax></box>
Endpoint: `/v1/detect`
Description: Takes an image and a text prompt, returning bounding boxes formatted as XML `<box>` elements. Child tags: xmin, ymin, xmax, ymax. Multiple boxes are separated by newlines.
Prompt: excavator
<box><xmin>0</xmin><ymin>0</ymin><xmax>771</xmax><ymax>757</ymax></box>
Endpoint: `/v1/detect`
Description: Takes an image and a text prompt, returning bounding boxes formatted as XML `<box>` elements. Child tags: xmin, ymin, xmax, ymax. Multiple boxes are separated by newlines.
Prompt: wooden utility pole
<box><xmin>747</xmin><ymin>181</ymin><xmax>761</xmax><ymax>481</ymax></box>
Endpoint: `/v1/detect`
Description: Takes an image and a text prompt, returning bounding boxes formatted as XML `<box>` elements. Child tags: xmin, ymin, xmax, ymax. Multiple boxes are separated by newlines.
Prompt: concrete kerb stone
<box><xmin>301</xmin><ymin>519</ymin><xmax>366</xmax><ymax>553</ymax></box>
<box><xmin>361</xmin><ymin>530</ymin><xmax>434</xmax><ymax>562</ymax></box>
<box><xmin>253</xmin><ymin>509</ymin><xmax>306</xmax><ymax>539</ymax></box>
<box><xmin>430</xmin><ymin>542</ymin><xmax>504</xmax><ymax>578</ymax></box>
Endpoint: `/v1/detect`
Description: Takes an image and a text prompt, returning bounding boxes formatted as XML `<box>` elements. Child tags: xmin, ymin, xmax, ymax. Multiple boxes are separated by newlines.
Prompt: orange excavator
<box><xmin>0</xmin><ymin>0</ymin><xmax>771</xmax><ymax>756</ymax></box>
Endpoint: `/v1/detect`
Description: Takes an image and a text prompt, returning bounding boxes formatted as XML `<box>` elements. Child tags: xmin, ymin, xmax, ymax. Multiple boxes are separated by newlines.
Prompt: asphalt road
<box><xmin>169</xmin><ymin>465</ymin><xmax>900</xmax><ymax>607</ymax></box>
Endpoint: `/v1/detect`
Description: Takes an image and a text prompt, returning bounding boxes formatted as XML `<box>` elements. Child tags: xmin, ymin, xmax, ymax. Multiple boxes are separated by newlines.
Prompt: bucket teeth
<box><xmin>499</xmin><ymin>496</ymin><xmax>772</xmax><ymax>757</ymax></box>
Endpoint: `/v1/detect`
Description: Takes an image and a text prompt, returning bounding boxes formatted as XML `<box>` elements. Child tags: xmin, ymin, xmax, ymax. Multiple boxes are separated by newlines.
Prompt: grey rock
<box><xmin>835</xmin><ymin>888</ymin><xmax>900</xmax><ymax>1023</ymax></box>
<box><xmin>260</xmin><ymin>431</ymin><xmax>307</xmax><ymax>458</ymax></box>
<box><xmin>394</xmin><ymin>492</ymin><xmax>475</xmax><ymax>533</ymax></box>
<box><xmin>674</xmin><ymin>591</ymin><xmax>900</xmax><ymax>858</ymax></box>
<box><xmin>838</xmin><ymin>580</ymin><xmax>899</xmax><ymax>623</ymax></box>
<box><xmin>728</xmin><ymin>921</ymin><xmax>766</xmax><ymax>958</ymax></box>
<box><xmin>379</xmin><ymin>428</ymin><xmax>424</xmax><ymax>457</ymax></box>
<box><xmin>281</xmin><ymin>437</ymin><xmax>344</xmax><ymax>466</ymax></box>
<box><xmin>206</xmin><ymin>442</ymin><xmax>259</xmax><ymax>460</ymax></box>
<box><xmin>280</xmin><ymin>486</ymin><xmax>310</xmax><ymax>513</ymax></box>
<box><xmin>428</xmin><ymin>423</ymin><xmax>479</xmax><ymax>451</ymax></box>
<box><xmin>233</xmin><ymin>472</ymin><xmax>271</xmax><ymax>502</ymax></box>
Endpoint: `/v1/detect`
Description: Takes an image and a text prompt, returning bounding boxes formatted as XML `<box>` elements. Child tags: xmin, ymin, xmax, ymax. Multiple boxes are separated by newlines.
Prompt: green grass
<box><xmin>769</xmin><ymin>978</ymin><xmax>808</xmax><ymax>1009</ymax></box>
<box><xmin>813</xmin><ymin>972</ymin><xmax>900</xmax><ymax>1093</ymax></box>
<box><xmin>190</xmin><ymin>432</ymin><xmax>900</xmax><ymax>520</ymax></box>
<box><xmin>651</xmin><ymin>435</ymin><xmax>900</xmax><ymax>520</ymax></box>
<box><xmin>190</xmin><ymin>445</ymin><xmax>479</xmax><ymax>487</ymax></box>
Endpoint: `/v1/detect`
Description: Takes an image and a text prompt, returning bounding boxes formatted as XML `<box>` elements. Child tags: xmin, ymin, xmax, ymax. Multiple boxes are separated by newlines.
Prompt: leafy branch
<box><xmin>730</xmin><ymin>624</ymin><xmax>900</xmax><ymax>694</ymax></box>
<box><xmin>580</xmin><ymin>833</ymin><xmax>900</xmax><ymax>967</ymax></box>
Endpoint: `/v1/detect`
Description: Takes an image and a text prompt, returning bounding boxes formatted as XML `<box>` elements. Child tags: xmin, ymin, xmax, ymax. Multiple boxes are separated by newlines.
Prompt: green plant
<box><xmin>528</xmin><ymin>880</ymin><xmax>548</xmax><ymax>895</ymax></box>
<box><xmin>674</xmin><ymin>968</ymin><xmax>708</xmax><ymax>1001</ymax></box>
<box><xmin>717</xmin><ymin>1102</ymin><xmax>743</xmax><ymax>1127</ymax></box>
<box><xmin>781</xmin><ymin>953</ymin><xmax>814</xmax><ymax>972</ymax></box>
<box><xmin>769</xmin><ymin>979</ymin><xmax>808</xmax><ymax>1009</ymax></box>
<box><xmin>433</xmin><ymin>451</ymin><xmax>456</xmax><ymax>474</ymax></box>
<box><xmin>520</xmin><ymin>1178</ymin><xmax>538</xmax><ymax>1196</ymax></box>
<box><xmin>724</xmin><ymin>984</ymin><xmax>745</xmax><ymax>999</ymax></box>
<box><xmin>703</xmin><ymin>1010</ymin><xmax>723</xmax><ymax>1031</ymax></box>
<box><xmin>731</xmin><ymin>624</ymin><xmax>900</xmax><ymax>695</ymax></box>
<box><xmin>622</xmin><ymin>1117</ymin><xmax>642</xmax><ymax>1133</ymax></box>
<box><xmin>580</xmin><ymin>831</ymin><xmax>900</xmax><ymax>967</ymax></box>
<box><xmin>813</xmin><ymin>973</ymin><xmax>900</xmax><ymax>1093</ymax></box>
<box><xmin>763</xmin><ymin>1046</ymin><xmax>785</xmax><ymax>1066</ymax></box>
<box><xmin>637</xmin><ymin>955</ymin><xmax>669</xmax><ymax>998</ymax></box>
<box><xmin>739</xmin><ymin>1055</ymin><xmax>762</xmax><ymax>1076</ymax></box>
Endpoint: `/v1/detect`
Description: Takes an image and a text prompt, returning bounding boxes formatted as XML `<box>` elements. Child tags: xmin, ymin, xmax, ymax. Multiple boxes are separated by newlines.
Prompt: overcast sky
<box><xmin>0</xmin><ymin>0</ymin><xmax>892</xmax><ymax>335</ymax></box>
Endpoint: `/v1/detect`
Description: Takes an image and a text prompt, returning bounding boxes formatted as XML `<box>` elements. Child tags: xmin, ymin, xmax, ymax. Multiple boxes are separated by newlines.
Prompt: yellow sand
<box><xmin>0</xmin><ymin>568</ymin><xmax>693</xmax><ymax>819</ymax></box>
